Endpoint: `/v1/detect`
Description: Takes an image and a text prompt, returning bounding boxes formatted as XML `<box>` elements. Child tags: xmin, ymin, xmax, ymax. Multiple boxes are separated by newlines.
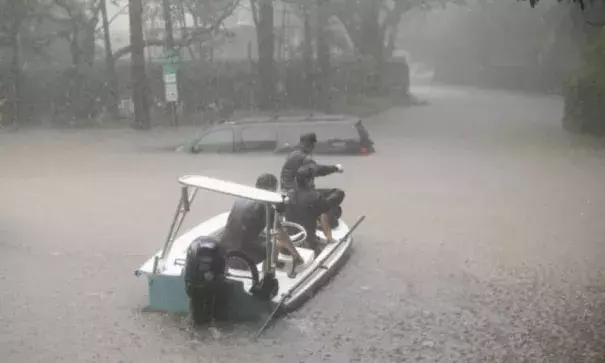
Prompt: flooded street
<box><xmin>1</xmin><ymin>86</ymin><xmax>605</xmax><ymax>362</ymax></box>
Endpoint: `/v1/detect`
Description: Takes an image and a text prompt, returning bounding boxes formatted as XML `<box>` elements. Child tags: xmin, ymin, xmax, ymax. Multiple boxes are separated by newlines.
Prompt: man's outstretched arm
<box><xmin>307</xmin><ymin>158</ymin><xmax>342</xmax><ymax>177</ymax></box>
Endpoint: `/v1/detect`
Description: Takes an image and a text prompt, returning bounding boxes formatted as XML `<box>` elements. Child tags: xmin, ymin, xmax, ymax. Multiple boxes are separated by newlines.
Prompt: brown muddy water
<box><xmin>1</xmin><ymin>86</ymin><xmax>605</xmax><ymax>362</ymax></box>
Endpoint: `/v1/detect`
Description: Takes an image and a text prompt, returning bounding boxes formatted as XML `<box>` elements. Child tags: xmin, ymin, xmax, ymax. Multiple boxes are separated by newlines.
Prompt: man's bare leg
<box><xmin>276</xmin><ymin>227</ymin><xmax>304</xmax><ymax>265</ymax></box>
<box><xmin>320</xmin><ymin>213</ymin><xmax>333</xmax><ymax>243</ymax></box>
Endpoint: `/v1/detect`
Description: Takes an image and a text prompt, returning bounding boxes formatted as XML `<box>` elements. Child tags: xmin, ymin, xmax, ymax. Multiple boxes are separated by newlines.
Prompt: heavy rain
<box><xmin>1</xmin><ymin>0</ymin><xmax>605</xmax><ymax>361</ymax></box>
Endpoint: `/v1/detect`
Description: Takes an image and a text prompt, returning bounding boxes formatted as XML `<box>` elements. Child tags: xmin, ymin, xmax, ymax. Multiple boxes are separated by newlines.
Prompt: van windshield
<box><xmin>240</xmin><ymin>126</ymin><xmax>278</xmax><ymax>151</ymax></box>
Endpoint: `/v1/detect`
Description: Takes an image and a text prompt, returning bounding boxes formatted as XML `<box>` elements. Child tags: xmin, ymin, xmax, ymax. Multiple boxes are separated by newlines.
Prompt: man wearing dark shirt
<box><xmin>280</xmin><ymin>132</ymin><xmax>345</xmax><ymax>226</ymax></box>
<box><xmin>280</xmin><ymin>132</ymin><xmax>343</xmax><ymax>191</ymax></box>
<box><xmin>220</xmin><ymin>174</ymin><xmax>303</xmax><ymax>269</ymax></box>
<box><xmin>285</xmin><ymin>165</ymin><xmax>345</xmax><ymax>254</ymax></box>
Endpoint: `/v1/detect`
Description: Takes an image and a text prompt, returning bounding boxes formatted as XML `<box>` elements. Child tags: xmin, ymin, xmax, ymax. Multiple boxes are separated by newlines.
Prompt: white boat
<box><xmin>135</xmin><ymin>175</ymin><xmax>364</xmax><ymax>325</ymax></box>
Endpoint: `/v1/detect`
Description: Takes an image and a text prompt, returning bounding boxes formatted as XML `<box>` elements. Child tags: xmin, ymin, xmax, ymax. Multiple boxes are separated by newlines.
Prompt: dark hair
<box><xmin>256</xmin><ymin>173</ymin><xmax>278</xmax><ymax>190</ymax></box>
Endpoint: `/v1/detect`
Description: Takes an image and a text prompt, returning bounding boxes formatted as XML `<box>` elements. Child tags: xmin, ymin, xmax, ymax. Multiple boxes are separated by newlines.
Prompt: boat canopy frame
<box><xmin>154</xmin><ymin>175</ymin><xmax>290</xmax><ymax>276</ymax></box>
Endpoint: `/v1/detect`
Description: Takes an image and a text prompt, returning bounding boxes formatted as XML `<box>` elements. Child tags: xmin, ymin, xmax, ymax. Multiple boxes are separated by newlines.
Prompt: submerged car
<box><xmin>177</xmin><ymin>115</ymin><xmax>375</xmax><ymax>155</ymax></box>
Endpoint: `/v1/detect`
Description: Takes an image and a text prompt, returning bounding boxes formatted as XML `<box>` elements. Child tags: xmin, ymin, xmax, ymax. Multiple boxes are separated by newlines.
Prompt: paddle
<box><xmin>254</xmin><ymin>215</ymin><xmax>366</xmax><ymax>339</ymax></box>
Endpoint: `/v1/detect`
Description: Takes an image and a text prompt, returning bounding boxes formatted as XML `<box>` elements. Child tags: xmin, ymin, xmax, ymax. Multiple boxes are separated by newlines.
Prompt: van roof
<box><xmin>218</xmin><ymin>114</ymin><xmax>361</xmax><ymax>126</ymax></box>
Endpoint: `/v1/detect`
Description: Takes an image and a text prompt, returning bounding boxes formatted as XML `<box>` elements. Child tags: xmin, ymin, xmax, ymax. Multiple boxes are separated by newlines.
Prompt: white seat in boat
<box><xmin>252</xmin><ymin>247</ymin><xmax>315</xmax><ymax>275</ymax></box>
<box><xmin>277</xmin><ymin>247</ymin><xmax>315</xmax><ymax>271</ymax></box>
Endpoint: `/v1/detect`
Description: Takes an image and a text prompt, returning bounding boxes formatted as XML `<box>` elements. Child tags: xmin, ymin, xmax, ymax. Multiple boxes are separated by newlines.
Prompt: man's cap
<box><xmin>300</xmin><ymin>132</ymin><xmax>317</xmax><ymax>144</ymax></box>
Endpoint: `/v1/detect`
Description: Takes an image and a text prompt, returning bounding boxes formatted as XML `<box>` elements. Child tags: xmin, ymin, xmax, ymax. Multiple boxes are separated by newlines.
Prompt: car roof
<box><xmin>218</xmin><ymin>114</ymin><xmax>361</xmax><ymax>127</ymax></box>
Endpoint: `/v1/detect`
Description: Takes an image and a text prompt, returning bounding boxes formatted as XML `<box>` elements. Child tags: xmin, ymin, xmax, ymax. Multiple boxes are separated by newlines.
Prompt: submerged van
<box><xmin>179</xmin><ymin>115</ymin><xmax>375</xmax><ymax>155</ymax></box>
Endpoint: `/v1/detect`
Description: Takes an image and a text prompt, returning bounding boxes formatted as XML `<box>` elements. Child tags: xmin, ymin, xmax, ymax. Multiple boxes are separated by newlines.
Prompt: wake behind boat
<box><xmin>135</xmin><ymin>175</ymin><xmax>365</xmax><ymax>327</ymax></box>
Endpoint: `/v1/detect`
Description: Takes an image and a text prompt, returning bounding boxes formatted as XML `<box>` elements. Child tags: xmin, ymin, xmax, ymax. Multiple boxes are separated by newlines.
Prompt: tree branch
<box><xmin>249</xmin><ymin>0</ymin><xmax>259</xmax><ymax>27</ymax></box>
<box><xmin>111</xmin><ymin>0</ymin><xmax>240</xmax><ymax>61</ymax></box>
<box><xmin>379</xmin><ymin>0</ymin><xmax>412</xmax><ymax>34</ymax></box>
<box><xmin>95</xmin><ymin>1</ymin><xmax>127</xmax><ymax>33</ymax></box>
<box><xmin>330</xmin><ymin>0</ymin><xmax>362</xmax><ymax>50</ymax></box>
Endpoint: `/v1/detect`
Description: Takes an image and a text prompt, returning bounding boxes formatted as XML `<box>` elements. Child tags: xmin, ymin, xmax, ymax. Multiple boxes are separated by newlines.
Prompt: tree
<box><xmin>111</xmin><ymin>0</ymin><xmax>240</xmax><ymax>60</ymax></box>
<box><xmin>180</xmin><ymin>0</ymin><xmax>239</xmax><ymax>60</ymax></box>
<box><xmin>316</xmin><ymin>0</ymin><xmax>332</xmax><ymax>112</ymax></box>
<box><xmin>528</xmin><ymin>0</ymin><xmax>589</xmax><ymax>9</ymax></box>
<box><xmin>51</xmin><ymin>0</ymin><xmax>101</xmax><ymax>68</ymax></box>
<box><xmin>0</xmin><ymin>0</ymin><xmax>49</xmax><ymax>126</ymax></box>
<box><xmin>332</xmin><ymin>0</ymin><xmax>459</xmax><ymax>65</ymax></box>
<box><xmin>100</xmin><ymin>0</ymin><xmax>119</xmax><ymax>118</ymax></box>
<box><xmin>527</xmin><ymin>0</ymin><xmax>605</xmax><ymax>133</ymax></box>
<box><xmin>0</xmin><ymin>0</ymin><xmax>28</xmax><ymax>126</ymax></box>
<box><xmin>127</xmin><ymin>0</ymin><xmax>151</xmax><ymax>129</ymax></box>
<box><xmin>48</xmin><ymin>0</ymin><xmax>104</xmax><ymax>120</ymax></box>
<box><xmin>249</xmin><ymin>0</ymin><xmax>278</xmax><ymax>110</ymax></box>
<box><xmin>525</xmin><ymin>0</ymin><xmax>605</xmax><ymax>27</ymax></box>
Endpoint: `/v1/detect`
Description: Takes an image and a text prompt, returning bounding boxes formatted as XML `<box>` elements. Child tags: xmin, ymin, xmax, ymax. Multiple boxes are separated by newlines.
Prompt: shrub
<box><xmin>1</xmin><ymin>58</ymin><xmax>410</xmax><ymax>127</ymax></box>
<box><xmin>562</xmin><ymin>28</ymin><xmax>605</xmax><ymax>135</ymax></box>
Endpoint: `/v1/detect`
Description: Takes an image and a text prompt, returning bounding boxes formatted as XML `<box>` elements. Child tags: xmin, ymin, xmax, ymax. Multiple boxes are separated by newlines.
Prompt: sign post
<box><xmin>162</xmin><ymin>50</ymin><xmax>182</xmax><ymax>127</ymax></box>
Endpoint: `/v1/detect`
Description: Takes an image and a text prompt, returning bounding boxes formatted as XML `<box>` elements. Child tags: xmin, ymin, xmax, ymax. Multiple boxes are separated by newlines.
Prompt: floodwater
<box><xmin>1</xmin><ymin>85</ymin><xmax>605</xmax><ymax>362</ymax></box>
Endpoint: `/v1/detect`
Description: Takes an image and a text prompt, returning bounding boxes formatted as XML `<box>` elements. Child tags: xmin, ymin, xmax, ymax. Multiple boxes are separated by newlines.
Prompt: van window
<box><xmin>276</xmin><ymin>123</ymin><xmax>360</xmax><ymax>148</ymax></box>
<box><xmin>315</xmin><ymin>124</ymin><xmax>359</xmax><ymax>141</ymax></box>
<box><xmin>276</xmin><ymin>124</ymin><xmax>315</xmax><ymax>148</ymax></box>
<box><xmin>192</xmin><ymin>128</ymin><xmax>233</xmax><ymax>153</ymax></box>
<box><xmin>240</xmin><ymin>126</ymin><xmax>277</xmax><ymax>151</ymax></box>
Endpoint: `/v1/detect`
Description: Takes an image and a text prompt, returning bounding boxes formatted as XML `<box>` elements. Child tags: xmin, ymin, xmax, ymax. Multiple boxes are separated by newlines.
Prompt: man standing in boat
<box><xmin>280</xmin><ymin>132</ymin><xmax>345</xmax><ymax>226</ymax></box>
<box><xmin>220</xmin><ymin>173</ymin><xmax>304</xmax><ymax>269</ymax></box>
<box><xmin>285</xmin><ymin>165</ymin><xmax>345</xmax><ymax>255</ymax></box>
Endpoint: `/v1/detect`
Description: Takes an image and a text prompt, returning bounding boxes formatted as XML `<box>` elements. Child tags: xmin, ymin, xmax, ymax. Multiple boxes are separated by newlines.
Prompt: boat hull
<box><xmin>136</xmin><ymin>213</ymin><xmax>354</xmax><ymax>320</ymax></box>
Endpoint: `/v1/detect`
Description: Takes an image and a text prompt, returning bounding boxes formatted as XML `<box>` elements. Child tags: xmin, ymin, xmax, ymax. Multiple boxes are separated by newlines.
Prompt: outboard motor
<box><xmin>184</xmin><ymin>236</ymin><xmax>228</xmax><ymax>324</ymax></box>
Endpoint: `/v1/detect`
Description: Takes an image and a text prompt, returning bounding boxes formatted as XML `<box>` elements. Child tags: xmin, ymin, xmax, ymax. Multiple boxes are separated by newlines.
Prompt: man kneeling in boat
<box><xmin>280</xmin><ymin>132</ymin><xmax>344</xmax><ymax>227</ymax></box>
<box><xmin>285</xmin><ymin>165</ymin><xmax>345</xmax><ymax>255</ymax></box>
<box><xmin>220</xmin><ymin>173</ymin><xmax>304</xmax><ymax>270</ymax></box>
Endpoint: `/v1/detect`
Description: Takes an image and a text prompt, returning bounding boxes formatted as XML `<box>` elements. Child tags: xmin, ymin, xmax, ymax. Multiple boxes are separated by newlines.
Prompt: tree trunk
<box><xmin>302</xmin><ymin>6</ymin><xmax>313</xmax><ymax>108</ymax></box>
<box><xmin>162</xmin><ymin>0</ymin><xmax>175</xmax><ymax>49</ymax></box>
<box><xmin>129</xmin><ymin>0</ymin><xmax>151</xmax><ymax>129</ymax></box>
<box><xmin>100</xmin><ymin>0</ymin><xmax>119</xmax><ymax>119</ymax></box>
<box><xmin>358</xmin><ymin>0</ymin><xmax>384</xmax><ymax>94</ymax></box>
<box><xmin>383</xmin><ymin>25</ymin><xmax>397</xmax><ymax>60</ymax></box>
<box><xmin>177</xmin><ymin>2</ymin><xmax>196</xmax><ymax>60</ymax></box>
<box><xmin>277</xmin><ymin>4</ymin><xmax>287</xmax><ymax>61</ymax></box>
<box><xmin>257</xmin><ymin>0</ymin><xmax>276</xmax><ymax>110</ymax></box>
<box><xmin>6</xmin><ymin>0</ymin><xmax>22</xmax><ymax>127</ymax></box>
<box><xmin>62</xmin><ymin>10</ymin><xmax>99</xmax><ymax>122</ymax></box>
<box><xmin>316</xmin><ymin>0</ymin><xmax>331</xmax><ymax>113</ymax></box>
<box><xmin>359</xmin><ymin>0</ymin><xmax>383</xmax><ymax>63</ymax></box>
<box><xmin>162</xmin><ymin>0</ymin><xmax>179</xmax><ymax>127</ymax></box>
<box><xmin>7</xmin><ymin>31</ymin><xmax>21</xmax><ymax>127</ymax></box>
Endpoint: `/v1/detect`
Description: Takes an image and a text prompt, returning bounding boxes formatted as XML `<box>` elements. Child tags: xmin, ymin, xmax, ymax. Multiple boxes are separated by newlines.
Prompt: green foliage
<box><xmin>526</xmin><ymin>0</ymin><xmax>591</xmax><ymax>9</ymax></box>
<box><xmin>562</xmin><ymin>27</ymin><xmax>605</xmax><ymax>134</ymax></box>
<box><xmin>2</xmin><ymin>58</ymin><xmax>410</xmax><ymax>126</ymax></box>
<box><xmin>583</xmin><ymin>27</ymin><xmax>605</xmax><ymax>73</ymax></box>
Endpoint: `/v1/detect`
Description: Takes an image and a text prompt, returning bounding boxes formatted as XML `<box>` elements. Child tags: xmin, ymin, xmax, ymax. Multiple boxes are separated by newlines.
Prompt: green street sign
<box><xmin>161</xmin><ymin>49</ymin><xmax>183</xmax><ymax>65</ymax></box>
<box><xmin>162</xmin><ymin>63</ymin><xmax>177</xmax><ymax>75</ymax></box>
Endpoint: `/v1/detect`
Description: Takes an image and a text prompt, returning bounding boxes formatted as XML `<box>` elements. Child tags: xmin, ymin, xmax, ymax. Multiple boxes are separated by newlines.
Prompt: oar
<box><xmin>254</xmin><ymin>215</ymin><xmax>366</xmax><ymax>339</ymax></box>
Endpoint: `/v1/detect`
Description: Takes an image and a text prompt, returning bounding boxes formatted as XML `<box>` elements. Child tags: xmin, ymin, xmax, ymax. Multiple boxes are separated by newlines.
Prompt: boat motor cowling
<box><xmin>184</xmin><ymin>236</ymin><xmax>228</xmax><ymax>324</ymax></box>
<box><xmin>184</xmin><ymin>236</ymin><xmax>226</xmax><ymax>284</ymax></box>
